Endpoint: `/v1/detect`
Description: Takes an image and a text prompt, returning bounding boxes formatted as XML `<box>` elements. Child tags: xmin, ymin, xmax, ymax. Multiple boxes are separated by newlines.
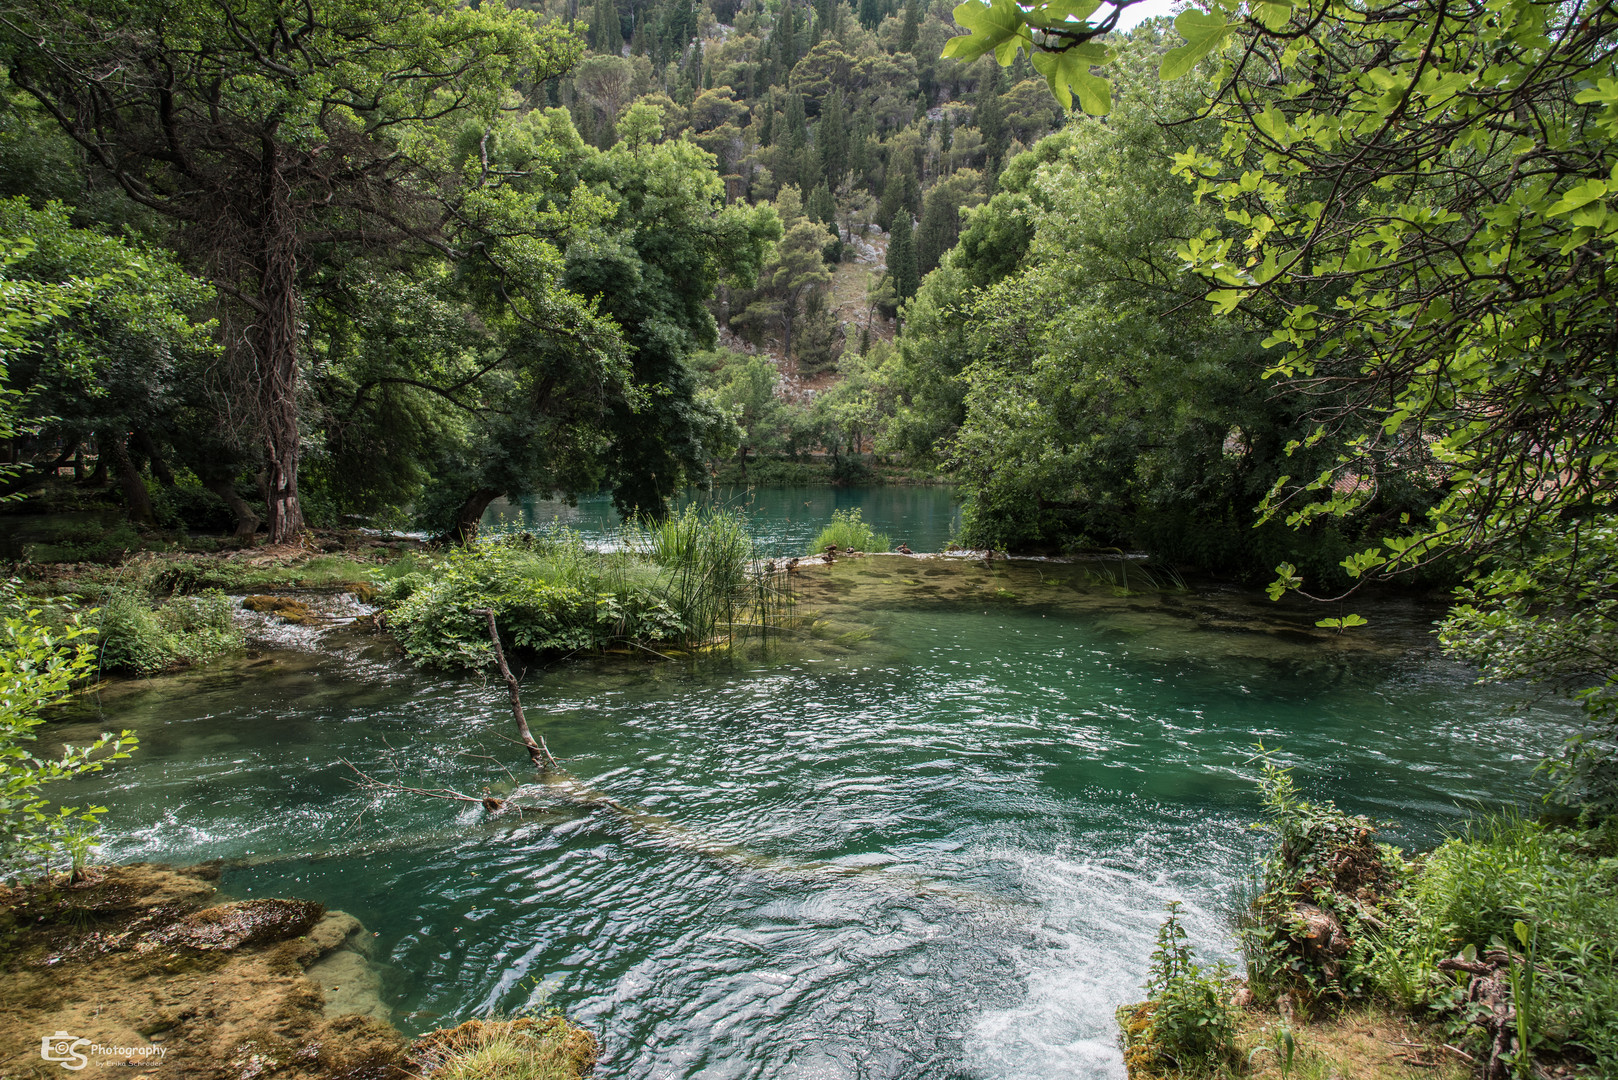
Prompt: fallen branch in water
<box><xmin>476</xmin><ymin>608</ymin><xmax>559</xmax><ymax>771</ymax></box>
<box><xmin>340</xmin><ymin>758</ymin><xmax>508</xmax><ymax>812</ymax></box>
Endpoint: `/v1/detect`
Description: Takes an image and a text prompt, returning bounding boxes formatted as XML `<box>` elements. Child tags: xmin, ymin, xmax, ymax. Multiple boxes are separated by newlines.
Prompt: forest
<box><xmin>2</xmin><ymin>0</ymin><xmax>1617</xmax><ymax>1077</ymax></box>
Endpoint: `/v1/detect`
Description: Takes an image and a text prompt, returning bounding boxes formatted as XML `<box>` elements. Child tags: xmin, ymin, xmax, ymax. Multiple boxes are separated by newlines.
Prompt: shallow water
<box><xmin>60</xmin><ymin>555</ymin><xmax>1574</xmax><ymax>1080</ymax></box>
<box><xmin>483</xmin><ymin>485</ymin><xmax>963</xmax><ymax>556</ymax></box>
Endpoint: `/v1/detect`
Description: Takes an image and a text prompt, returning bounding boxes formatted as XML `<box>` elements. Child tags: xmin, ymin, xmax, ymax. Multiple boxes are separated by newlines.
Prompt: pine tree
<box><xmin>888</xmin><ymin>212</ymin><xmax>918</xmax><ymax>302</ymax></box>
<box><xmin>859</xmin><ymin>0</ymin><xmax>881</xmax><ymax>30</ymax></box>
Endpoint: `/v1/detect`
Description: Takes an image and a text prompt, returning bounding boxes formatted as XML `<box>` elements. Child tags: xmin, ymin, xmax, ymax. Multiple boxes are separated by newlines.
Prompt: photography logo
<box><xmin>40</xmin><ymin>1032</ymin><xmax>90</xmax><ymax>1071</ymax></box>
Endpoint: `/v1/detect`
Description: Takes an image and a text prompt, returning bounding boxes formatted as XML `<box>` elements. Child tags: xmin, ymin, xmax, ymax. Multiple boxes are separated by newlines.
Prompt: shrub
<box><xmin>1236</xmin><ymin>747</ymin><xmax>1401</xmax><ymax>1004</ymax></box>
<box><xmin>1121</xmin><ymin>901</ymin><xmax>1238</xmax><ymax>1078</ymax></box>
<box><xmin>808</xmin><ymin>508</ymin><xmax>889</xmax><ymax>554</ymax></box>
<box><xmin>96</xmin><ymin>587</ymin><xmax>242</xmax><ymax>675</ymax></box>
<box><xmin>25</xmin><ymin>520</ymin><xmax>143</xmax><ymax>564</ymax></box>
<box><xmin>1391</xmin><ymin>815</ymin><xmax>1618</xmax><ymax>1071</ymax></box>
<box><xmin>0</xmin><ymin>583</ymin><xmax>137</xmax><ymax>881</ymax></box>
<box><xmin>383</xmin><ymin>511</ymin><xmax>783</xmax><ymax>669</ymax></box>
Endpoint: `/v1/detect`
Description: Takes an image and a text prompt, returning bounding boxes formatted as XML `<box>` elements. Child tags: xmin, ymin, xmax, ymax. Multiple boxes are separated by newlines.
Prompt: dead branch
<box><xmin>476</xmin><ymin>608</ymin><xmax>559</xmax><ymax>771</ymax></box>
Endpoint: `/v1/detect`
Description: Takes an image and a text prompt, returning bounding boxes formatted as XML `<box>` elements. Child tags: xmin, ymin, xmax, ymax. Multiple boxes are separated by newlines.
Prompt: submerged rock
<box><xmin>0</xmin><ymin>864</ymin><xmax>406</xmax><ymax>1080</ymax></box>
<box><xmin>144</xmin><ymin>899</ymin><xmax>326</xmax><ymax>952</ymax></box>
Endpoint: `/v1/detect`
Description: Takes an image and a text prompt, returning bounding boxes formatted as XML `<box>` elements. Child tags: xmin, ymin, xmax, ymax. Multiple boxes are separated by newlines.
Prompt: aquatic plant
<box><xmin>411</xmin><ymin>1015</ymin><xmax>596</xmax><ymax>1080</ymax></box>
<box><xmin>808</xmin><ymin>508</ymin><xmax>889</xmax><ymax>554</ymax></box>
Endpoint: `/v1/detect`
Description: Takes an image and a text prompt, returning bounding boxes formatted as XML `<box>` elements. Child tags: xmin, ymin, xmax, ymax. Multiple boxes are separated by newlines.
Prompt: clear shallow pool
<box><xmin>59</xmin><ymin>555</ymin><xmax>1575</xmax><ymax>1080</ymax></box>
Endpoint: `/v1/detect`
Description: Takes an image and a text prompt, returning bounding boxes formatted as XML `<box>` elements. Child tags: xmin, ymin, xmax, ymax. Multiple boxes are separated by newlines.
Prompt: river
<box><xmin>57</xmin><ymin>489</ymin><xmax>1575</xmax><ymax>1079</ymax></box>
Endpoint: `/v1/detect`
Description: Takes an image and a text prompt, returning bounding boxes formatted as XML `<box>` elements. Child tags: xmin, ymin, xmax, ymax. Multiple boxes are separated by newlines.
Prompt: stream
<box><xmin>55</xmin><ymin>491</ymin><xmax>1577</xmax><ymax>1080</ymax></box>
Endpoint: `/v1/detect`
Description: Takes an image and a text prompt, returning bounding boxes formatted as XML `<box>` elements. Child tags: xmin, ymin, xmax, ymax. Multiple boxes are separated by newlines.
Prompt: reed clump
<box><xmin>382</xmin><ymin>506</ymin><xmax>790</xmax><ymax>669</ymax></box>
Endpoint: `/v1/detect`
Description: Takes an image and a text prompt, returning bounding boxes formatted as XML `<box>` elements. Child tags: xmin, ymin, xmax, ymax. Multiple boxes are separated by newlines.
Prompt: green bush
<box><xmin>0</xmin><ymin>583</ymin><xmax>136</xmax><ymax>880</ymax></box>
<box><xmin>808</xmin><ymin>508</ymin><xmax>889</xmax><ymax>554</ymax></box>
<box><xmin>1235</xmin><ymin>748</ymin><xmax>1401</xmax><ymax>1003</ymax></box>
<box><xmin>1122</xmin><ymin>901</ymin><xmax>1239</xmax><ymax>1078</ymax></box>
<box><xmin>383</xmin><ymin>510</ymin><xmax>782</xmax><ymax>670</ymax></box>
<box><xmin>1388</xmin><ymin>815</ymin><xmax>1618</xmax><ymax>1070</ymax></box>
<box><xmin>96</xmin><ymin>587</ymin><xmax>242</xmax><ymax>675</ymax></box>
<box><xmin>25</xmin><ymin>520</ymin><xmax>142</xmax><ymax>564</ymax></box>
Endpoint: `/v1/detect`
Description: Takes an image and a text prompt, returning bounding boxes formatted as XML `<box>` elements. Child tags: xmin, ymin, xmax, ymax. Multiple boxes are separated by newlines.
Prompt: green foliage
<box><xmin>384</xmin><ymin>508</ymin><xmax>782</xmax><ymax>669</ymax></box>
<box><xmin>1439</xmin><ymin>521</ymin><xmax>1618</xmax><ymax>817</ymax></box>
<box><xmin>96</xmin><ymin>587</ymin><xmax>242</xmax><ymax>676</ymax></box>
<box><xmin>1237</xmin><ymin>747</ymin><xmax>1399</xmax><ymax>1003</ymax></box>
<box><xmin>1370</xmin><ymin>815</ymin><xmax>1618</xmax><ymax>1072</ymax></box>
<box><xmin>808</xmin><ymin>508</ymin><xmax>889</xmax><ymax>554</ymax></box>
<box><xmin>24</xmin><ymin>520</ymin><xmax>142</xmax><ymax>565</ymax></box>
<box><xmin>1130</xmin><ymin>901</ymin><xmax>1239</xmax><ymax>1077</ymax></box>
<box><xmin>0</xmin><ymin>583</ymin><xmax>136</xmax><ymax>880</ymax></box>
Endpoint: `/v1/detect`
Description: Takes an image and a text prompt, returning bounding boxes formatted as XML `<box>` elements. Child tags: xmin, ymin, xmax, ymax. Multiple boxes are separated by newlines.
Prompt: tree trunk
<box><xmin>133</xmin><ymin>429</ymin><xmax>177</xmax><ymax>487</ymax></box>
<box><xmin>103</xmin><ymin>430</ymin><xmax>155</xmax><ymax>525</ymax></box>
<box><xmin>442</xmin><ymin>488</ymin><xmax>501</xmax><ymax>546</ymax></box>
<box><xmin>203</xmin><ymin>475</ymin><xmax>262</xmax><ymax>537</ymax></box>
<box><xmin>252</xmin><ymin>168</ymin><xmax>306</xmax><ymax>545</ymax></box>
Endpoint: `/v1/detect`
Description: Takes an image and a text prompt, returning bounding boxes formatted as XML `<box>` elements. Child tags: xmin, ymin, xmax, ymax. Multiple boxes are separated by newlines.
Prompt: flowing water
<box><xmin>56</xmin><ymin>528</ymin><xmax>1577</xmax><ymax>1079</ymax></box>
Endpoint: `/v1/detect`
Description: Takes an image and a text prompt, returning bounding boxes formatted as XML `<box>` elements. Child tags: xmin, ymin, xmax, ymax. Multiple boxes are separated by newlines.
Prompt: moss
<box><xmin>412</xmin><ymin>1017</ymin><xmax>597</xmax><ymax>1080</ymax></box>
<box><xmin>243</xmin><ymin>595</ymin><xmax>323</xmax><ymax>624</ymax></box>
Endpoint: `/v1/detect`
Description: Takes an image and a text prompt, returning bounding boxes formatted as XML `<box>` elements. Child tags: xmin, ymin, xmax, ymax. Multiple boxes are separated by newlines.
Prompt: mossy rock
<box><xmin>144</xmin><ymin>898</ymin><xmax>326</xmax><ymax>952</ymax></box>
<box><xmin>243</xmin><ymin>595</ymin><xmax>323</xmax><ymax>623</ymax></box>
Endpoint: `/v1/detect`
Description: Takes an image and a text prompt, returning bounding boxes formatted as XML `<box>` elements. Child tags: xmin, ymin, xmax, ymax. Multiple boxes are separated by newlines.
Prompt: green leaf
<box><xmin>1514</xmin><ymin>920</ymin><xmax>1530</xmax><ymax>948</ymax></box>
<box><xmin>1160</xmin><ymin>10</ymin><xmax>1230</xmax><ymax>81</ymax></box>
<box><xmin>1022</xmin><ymin>0</ymin><xmax>1103</xmax><ymax>29</ymax></box>
<box><xmin>1315</xmin><ymin>614</ymin><xmax>1369</xmax><ymax>630</ymax></box>
<box><xmin>1252</xmin><ymin>0</ymin><xmax>1292</xmax><ymax>30</ymax></box>
<box><xmin>942</xmin><ymin>0</ymin><xmax>1034</xmax><ymax>65</ymax></box>
<box><xmin>1545</xmin><ymin>179</ymin><xmax>1608</xmax><ymax>217</ymax></box>
<box><xmin>1031</xmin><ymin>45</ymin><xmax>1113</xmax><ymax>114</ymax></box>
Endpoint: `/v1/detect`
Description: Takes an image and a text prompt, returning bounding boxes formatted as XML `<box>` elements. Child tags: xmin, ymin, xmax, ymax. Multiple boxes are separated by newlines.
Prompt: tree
<box><xmin>2</xmin><ymin>0</ymin><xmax>583</xmax><ymax>542</ymax></box>
<box><xmin>914</xmin><ymin>171</ymin><xmax>982</xmax><ymax>275</ymax></box>
<box><xmin>947</xmin><ymin>0</ymin><xmax>1618</xmax><ymax>797</ymax></box>
<box><xmin>887</xmin><ymin>211</ymin><xmax>918</xmax><ymax>302</ymax></box>
<box><xmin>569</xmin><ymin>110</ymin><xmax>780</xmax><ymax>516</ymax></box>
<box><xmin>737</xmin><ymin>186</ymin><xmax>832</xmax><ymax>368</ymax></box>
<box><xmin>0</xmin><ymin>198</ymin><xmax>217</xmax><ymax>520</ymax></box>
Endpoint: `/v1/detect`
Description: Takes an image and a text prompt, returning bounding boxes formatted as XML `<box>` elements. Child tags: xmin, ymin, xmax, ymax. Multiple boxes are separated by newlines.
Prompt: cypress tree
<box><xmin>914</xmin><ymin>183</ymin><xmax>957</xmax><ymax>275</ymax></box>
<box><xmin>807</xmin><ymin>181</ymin><xmax>837</xmax><ymax>227</ymax></box>
<box><xmin>784</xmin><ymin>92</ymin><xmax>807</xmax><ymax>151</ymax></box>
<box><xmin>888</xmin><ymin>212</ymin><xmax>919</xmax><ymax>301</ymax></box>
<box><xmin>897</xmin><ymin>0</ymin><xmax>920</xmax><ymax>53</ymax></box>
<box><xmin>859</xmin><ymin>0</ymin><xmax>881</xmax><ymax>30</ymax></box>
<box><xmin>818</xmin><ymin>91</ymin><xmax>850</xmax><ymax>187</ymax></box>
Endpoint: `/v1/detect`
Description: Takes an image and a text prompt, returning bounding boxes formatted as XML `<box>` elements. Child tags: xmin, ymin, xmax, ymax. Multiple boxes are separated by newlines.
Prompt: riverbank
<box><xmin>1115</xmin><ymin>757</ymin><xmax>1617</xmax><ymax>1080</ymax></box>
<box><xmin>0</xmin><ymin>863</ymin><xmax>596</xmax><ymax>1080</ymax></box>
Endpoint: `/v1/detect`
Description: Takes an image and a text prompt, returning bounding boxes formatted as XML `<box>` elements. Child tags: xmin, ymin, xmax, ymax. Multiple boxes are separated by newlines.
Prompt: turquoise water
<box><xmin>484</xmin><ymin>485</ymin><xmax>962</xmax><ymax>555</ymax></box>
<box><xmin>58</xmin><ymin>551</ymin><xmax>1575</xmax><ymax>1079</ymax></box>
